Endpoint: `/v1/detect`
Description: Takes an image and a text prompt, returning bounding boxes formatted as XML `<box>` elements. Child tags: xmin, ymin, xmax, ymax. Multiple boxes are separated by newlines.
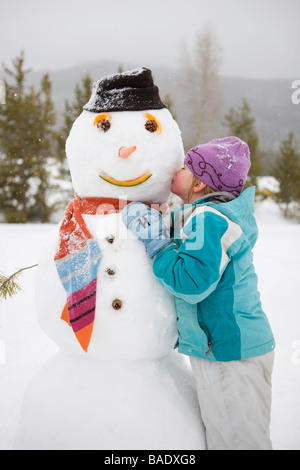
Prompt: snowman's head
<box><xmin>66</xmin><ymin>68</ymin><xmax>184</xmax><ymax>204</ymax></box>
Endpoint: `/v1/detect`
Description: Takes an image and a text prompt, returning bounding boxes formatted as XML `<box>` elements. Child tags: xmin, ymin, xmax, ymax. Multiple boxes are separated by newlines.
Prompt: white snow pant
<box><xmin>190</xmin><ymin>351</ymin><xmax>274</xmax><ymax>450</ymax></box>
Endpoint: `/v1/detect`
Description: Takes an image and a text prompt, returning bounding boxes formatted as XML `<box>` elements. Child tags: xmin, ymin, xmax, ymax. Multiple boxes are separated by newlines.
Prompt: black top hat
<box><xmin>83</xmin><ymin>67</ymin><xmax>166</xmax><ymax>113</ymax></box>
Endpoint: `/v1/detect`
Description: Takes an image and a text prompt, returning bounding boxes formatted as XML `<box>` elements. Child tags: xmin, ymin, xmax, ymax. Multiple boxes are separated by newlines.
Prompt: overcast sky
<box><xmin>1</xmin><ymin>0</ymin><xmax>299</xmax><ymax>79</ymax></box>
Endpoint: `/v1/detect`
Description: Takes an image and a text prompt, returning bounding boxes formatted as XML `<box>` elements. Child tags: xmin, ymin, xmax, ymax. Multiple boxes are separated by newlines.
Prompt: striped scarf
<box><xmin>54</xmin><ymin>195</ymin><xmax>129</xmax><ymax>352</ymax></box>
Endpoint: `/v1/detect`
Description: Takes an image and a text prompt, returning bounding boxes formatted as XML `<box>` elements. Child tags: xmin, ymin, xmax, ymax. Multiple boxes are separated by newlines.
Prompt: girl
<box><xmin>122</xmin><ymin>136</ymin><xmax>275</xmax><ymax>450</ymax></box>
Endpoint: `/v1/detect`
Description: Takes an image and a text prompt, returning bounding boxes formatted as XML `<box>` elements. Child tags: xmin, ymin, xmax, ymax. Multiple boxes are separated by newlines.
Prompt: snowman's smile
<box><xmin>99</xmin><ymin>172</ymin><xmax>152</xmax><ymax>187</ymax></box>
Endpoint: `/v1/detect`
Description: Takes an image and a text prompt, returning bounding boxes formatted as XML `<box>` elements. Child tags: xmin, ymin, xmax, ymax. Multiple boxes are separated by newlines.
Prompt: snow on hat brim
<box><xmin>83</xmin><ymin>67</ymin><xmax>166</xmax><ymax>113</ymax></box>
<box><xmin>184</xmin><ymin>137</ymin><xmax>251</xmax><ymax>197</ymax></box>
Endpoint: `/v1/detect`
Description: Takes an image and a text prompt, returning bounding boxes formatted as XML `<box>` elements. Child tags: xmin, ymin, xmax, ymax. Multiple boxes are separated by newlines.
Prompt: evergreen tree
<box><xmin>29</xmin><ymin>74</ymin><xmax>57</xmax><ymax>221</ymax></box>
<box><xmin>0</xmin><ymin>52</ymin><xmax>56</xmax><ymax>222</ymax></box>
<box><xmin>56</xmin><ymin>73</ymin><xmax>92</xmax><ymax>200</ymax></box>
<box><xmin>272</xmin><ymin>132</ymin><xmax>300</xmax><ymax>219</ymax></box>
<box><xmin>223</xmin><ymin>99</ymin><xmax>263</xmax><ymax>187</ymax></box>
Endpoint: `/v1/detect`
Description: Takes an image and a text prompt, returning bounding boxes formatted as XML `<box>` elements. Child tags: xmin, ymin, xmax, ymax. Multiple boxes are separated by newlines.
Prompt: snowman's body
<box><xmin>35</xmin><ymin>211</ymin><xmax>178</xmax><ymax>360</ymax></box>
<box><xmin>14</xmin><ymin>69</ymin><xmax>206</xmax><ymax>450</ymax></box>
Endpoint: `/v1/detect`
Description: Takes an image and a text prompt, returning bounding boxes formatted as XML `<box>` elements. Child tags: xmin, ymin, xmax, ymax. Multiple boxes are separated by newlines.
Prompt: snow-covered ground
<box><xmin>0</xmin><ymin>198</ymin><xmax>299</xmax><ymax>450</ymax></box>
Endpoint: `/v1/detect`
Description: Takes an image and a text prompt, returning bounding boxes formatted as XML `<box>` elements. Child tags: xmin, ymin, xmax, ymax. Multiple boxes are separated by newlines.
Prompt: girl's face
<box><xmin>171</xmin><ymin>165</ymin><xmax>194</xmax><ymax>203</ymax></box>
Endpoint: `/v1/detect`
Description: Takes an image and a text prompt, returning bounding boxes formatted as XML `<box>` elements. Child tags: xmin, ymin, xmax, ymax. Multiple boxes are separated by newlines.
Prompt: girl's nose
<box><xmin>118</xmin><ymin>146</ymin><xmax>137</xmax><ymax>159</ymax></box>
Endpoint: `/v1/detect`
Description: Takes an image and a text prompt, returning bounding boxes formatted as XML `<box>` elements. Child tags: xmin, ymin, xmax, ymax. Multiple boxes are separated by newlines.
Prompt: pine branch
<box><xmin>0</xmin><ymin>264</ymin><xmax>38</xmax><ymax>301</ymax></box>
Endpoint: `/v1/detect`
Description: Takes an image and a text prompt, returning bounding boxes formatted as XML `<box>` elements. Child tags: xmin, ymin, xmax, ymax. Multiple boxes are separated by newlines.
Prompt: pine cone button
<box><xmin>145</xmin><ymin>119</ymin><xmax>158</xmax><ymax>133</ymax></box>
<box><xmin>96</xmin><ymin>118</ymin><xmax>111</xmax><ymax>132</ymax></box>
<box><xmin>112</xmin><ymin>299</ymin><xmax>122</xmax><ymax>310</ymax></box>
<box><xmin>106</xmin><ymin>268</ymin><xmax>115</xmax><ymax>276</ymax></box>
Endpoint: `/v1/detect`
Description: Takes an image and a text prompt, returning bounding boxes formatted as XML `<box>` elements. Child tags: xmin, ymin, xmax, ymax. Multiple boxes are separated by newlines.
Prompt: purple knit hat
<box><xmin>184</xmin><ymin>136</ymin><xmax>251</xmax><ymax>196</ymax></box>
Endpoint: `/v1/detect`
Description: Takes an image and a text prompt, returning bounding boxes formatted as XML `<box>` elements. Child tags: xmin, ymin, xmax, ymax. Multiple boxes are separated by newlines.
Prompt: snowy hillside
<box><xmin>0</xmin><ymin>198</ymin><xmax>299</xmax><ymax>450</ymax></box>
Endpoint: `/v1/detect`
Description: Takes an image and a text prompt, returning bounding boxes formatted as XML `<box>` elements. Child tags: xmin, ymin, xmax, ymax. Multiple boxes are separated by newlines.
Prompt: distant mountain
<box><xmin>9</xmin><ymin>60</ymin><xmax>300</xmax><ymax>151</ymax></box>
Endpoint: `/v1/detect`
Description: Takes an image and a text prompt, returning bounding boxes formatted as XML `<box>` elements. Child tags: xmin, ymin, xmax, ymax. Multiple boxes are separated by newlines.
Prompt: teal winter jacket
<box><xmin>153</xmin><ymin>187</ymin><xmax>275</xmax><ymax>361</ymax></box>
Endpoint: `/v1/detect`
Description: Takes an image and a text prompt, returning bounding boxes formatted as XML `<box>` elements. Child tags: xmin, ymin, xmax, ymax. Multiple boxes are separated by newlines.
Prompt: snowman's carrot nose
<box><xmin>118</xmin><ymin>146</ymin><xmax>137</xmax><ymax>159</ymax></box>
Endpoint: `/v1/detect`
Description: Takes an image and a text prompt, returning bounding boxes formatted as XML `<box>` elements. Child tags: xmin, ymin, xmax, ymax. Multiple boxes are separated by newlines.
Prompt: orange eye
<box><xmin>94</xmin><ymin>113</ymin><xmax>112</xmax><ymax>132</ymax></box>
<box><xmin>144</xmin><ymin>113</ymin><xmax>161</xmax><ymax>133</ymax></box>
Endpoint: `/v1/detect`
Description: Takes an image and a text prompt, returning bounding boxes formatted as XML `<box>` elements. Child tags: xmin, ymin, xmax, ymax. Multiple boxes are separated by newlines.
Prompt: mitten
<box><xmin>122</xmin><ymin>202</ymin><xmax>172</xmax><ymax>258</ymax></box>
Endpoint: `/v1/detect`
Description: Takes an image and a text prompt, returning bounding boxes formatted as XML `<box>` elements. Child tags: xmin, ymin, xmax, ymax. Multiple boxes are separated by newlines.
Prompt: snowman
<box><xmin>14</xmin><ymin>68</ymin><xmax>206</xmax><ymax>450</ymax></box>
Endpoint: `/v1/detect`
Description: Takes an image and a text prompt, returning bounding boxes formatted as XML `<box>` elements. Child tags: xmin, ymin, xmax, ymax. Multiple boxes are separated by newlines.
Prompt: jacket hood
<box><xmin>203</xmin><ymin>186</ymin><xmax>258</xmax><ymax>247</ymax></box>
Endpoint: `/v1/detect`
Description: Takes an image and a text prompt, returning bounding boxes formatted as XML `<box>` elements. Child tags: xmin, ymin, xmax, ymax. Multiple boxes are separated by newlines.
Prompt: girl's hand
<box><xmin>122</xmin><ymin>202</ymin><xmax>172</xmax><ymax>258</ymax></box>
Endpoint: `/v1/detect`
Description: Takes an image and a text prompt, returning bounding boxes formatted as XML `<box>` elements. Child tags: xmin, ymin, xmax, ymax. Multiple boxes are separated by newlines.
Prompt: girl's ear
<box><xmin>193</xmin><ymin>181</ymin><xmax>207</xmax><ymax>193</ymax></box>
